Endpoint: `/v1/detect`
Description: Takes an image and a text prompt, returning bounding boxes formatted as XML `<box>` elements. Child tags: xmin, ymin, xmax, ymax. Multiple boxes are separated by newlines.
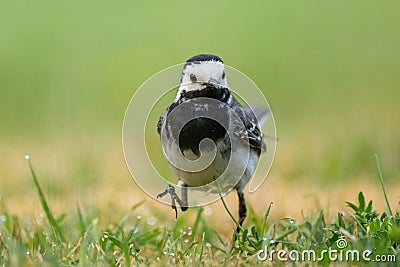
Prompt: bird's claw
<box><xmin>157</xmin><ymin>184</ymin><xmax>178</xmax><ymax>218</ymax></box>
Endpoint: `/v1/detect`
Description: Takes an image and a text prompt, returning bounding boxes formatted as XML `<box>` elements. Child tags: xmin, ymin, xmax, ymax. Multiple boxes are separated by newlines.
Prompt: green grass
<box><xmin>0</xmin><ymin>158</ymin><xmax>398</xmax><ymax>266</ymax></box>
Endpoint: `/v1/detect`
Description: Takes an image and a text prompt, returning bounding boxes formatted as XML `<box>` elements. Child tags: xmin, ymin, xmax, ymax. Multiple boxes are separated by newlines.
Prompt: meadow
<box><xmin>1</xmin><ymin>1</ymin><xmax>399</xmax><ymax>265</ymax></box>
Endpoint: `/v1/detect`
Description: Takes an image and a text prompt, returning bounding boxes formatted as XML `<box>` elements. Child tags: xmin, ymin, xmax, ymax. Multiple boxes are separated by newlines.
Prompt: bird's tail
<box><xmin>245</xmin><ymin>105</ymin><xmax>270</xmax><ymax>127</ymax></box>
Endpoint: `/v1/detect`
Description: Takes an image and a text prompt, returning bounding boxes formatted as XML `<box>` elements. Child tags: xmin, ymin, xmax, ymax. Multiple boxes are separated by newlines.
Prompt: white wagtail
<box><xmin>157</xmin><ymin>54</ymin><xmax>267</xmax><ymax>230</ymax></box>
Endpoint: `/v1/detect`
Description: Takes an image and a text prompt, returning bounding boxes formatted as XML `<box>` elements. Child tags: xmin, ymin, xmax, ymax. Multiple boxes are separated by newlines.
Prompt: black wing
<box><xmin>157</xmin><ymin>100</ymin><xmax>179</xmax><ymax>135</ymax></box>
<box><xmin>157</xmin><ymin>109</ymin><xmax>167</xmax><ymax>135</ymax></box>
<box><xmin>229</xmin><ymin>96</ymin><xmax>266</xmax><ymax>153</ymax></box>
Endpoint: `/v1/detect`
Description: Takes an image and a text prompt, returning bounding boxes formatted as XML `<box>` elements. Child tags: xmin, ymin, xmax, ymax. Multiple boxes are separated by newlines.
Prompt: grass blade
<box><xmin>374</xmin><ymin>154</ymin><xmax>392</xmax><ymax>216</ymax></box>
<box><xmin>190</xmin><ymin>207</ymin><xmax>203</xmax><ymax>243</ymax></box>
<box><xmin>77</xmin><ymin>204</ymin><xmax>86</xmax><ymax>236</ymax></box>
<box><xmin>27</xmin><ymin>158</ymin><xmax>66</xmax><ymax>242</ymax></box>
<box><xmin>117</xmin><ymin>199</ymin><xmax>146</xmax><ymax>228</ymax></box>
<box><xmin>261</xmin><ymin>202</ymin><xmax>273</xmax><ymax>237</ymax></box>
<box><xmin>218</xmin><ymin>192</ymin><xmax>243</xmax><ymax>233</ymax></box>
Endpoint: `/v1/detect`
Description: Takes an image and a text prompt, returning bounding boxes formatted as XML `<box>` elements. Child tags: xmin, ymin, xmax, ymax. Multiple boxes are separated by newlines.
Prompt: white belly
<box><xmin>167</xmin><ymin>138</ymin><xmax>259</xmax><ymax>193</ymax></box>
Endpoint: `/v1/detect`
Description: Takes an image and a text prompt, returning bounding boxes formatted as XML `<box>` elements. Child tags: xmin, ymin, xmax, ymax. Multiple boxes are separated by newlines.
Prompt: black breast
<box><xmin>179</xmin><ymin>118</ymin><xmax>228</xmax><ymax>156</ymax></box>
<box><xmin>163</xmin><ymin>84</ymin><xmax>233</xmax><ymax>157</ymax></box>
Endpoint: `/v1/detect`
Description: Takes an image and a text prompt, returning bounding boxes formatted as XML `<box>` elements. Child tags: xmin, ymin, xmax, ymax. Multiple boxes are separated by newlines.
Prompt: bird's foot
<box><xmin>157</xmin><ymin>184</ymin><xmax>181</xmax><ymax>218</ymax></box>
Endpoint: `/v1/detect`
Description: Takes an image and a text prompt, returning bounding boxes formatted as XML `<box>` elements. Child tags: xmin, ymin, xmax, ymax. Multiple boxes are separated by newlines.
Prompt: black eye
<box><xmin>190</xmin><ymin>74</ymin><xmax>197</xmax><ymax>82</ymax></box>
<box><xmin>222</xmin><ymin>71</ymin><xmax>225</xmax><ymax>79</ymax></box>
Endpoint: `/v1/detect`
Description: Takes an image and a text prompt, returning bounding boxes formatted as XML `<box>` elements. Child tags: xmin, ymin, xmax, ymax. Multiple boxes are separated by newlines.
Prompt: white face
<box><xmin>177</xmin><ymin>61</ymin><xmax>228</xmax><ymax>98</ymax></box>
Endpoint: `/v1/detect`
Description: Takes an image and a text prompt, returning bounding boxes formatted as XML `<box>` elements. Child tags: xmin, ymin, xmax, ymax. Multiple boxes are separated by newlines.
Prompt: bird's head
<box><xmin>177</xmin><ymin>54</ymin><xmax>227</xmax><ymax>99</ymax></box>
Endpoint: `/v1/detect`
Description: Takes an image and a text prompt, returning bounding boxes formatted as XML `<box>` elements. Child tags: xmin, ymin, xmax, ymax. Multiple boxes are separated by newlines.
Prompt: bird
<box><xmin>156</xmin><ymin>54</ymin><xmax>268</xmax><ymax>230</ymax></box>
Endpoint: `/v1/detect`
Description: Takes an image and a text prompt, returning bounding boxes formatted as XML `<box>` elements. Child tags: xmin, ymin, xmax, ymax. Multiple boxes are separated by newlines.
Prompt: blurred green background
<box><xmin>1</xmin><ymin>1</ymin><xmax>399</xmax><ymax>216</ymax></box>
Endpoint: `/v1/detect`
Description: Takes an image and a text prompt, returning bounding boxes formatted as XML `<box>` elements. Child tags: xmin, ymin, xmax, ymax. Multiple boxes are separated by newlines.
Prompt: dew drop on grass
<box><xmin>140</xmin><ymin>206</ymin><xmax>150</xmax><ymax>216</ymax></box>
<box><xmin>289</xmin><ymin>219</ymin><xmax>295</xmax><ymax>224</ymax></box>
<box><xmin>0</xmin><ymin>215</ymin><xmax>7</xmax><ymax>222</ymax></box>
<box><xmin>24</xmin><ymin>154</ymin><xmax>31</xmax><ymax>160</ymax></box>
<box><xmin>204</xmin><ymin>207</ymin><xmax>213</xmax><ymax>216</ymax></box>
<box><xmin>136</xmin><ymin>215</ymin><xmax>142</xmax><ymax>220</ymax></box>
<box><xmin>184</xmin><ymin>239</ymin><xmax>189</xmax><ymax>243</ymax></box>
<box><xmin>40</xmin><ymin>213</ymin><xmax>45</xmax><ymax>218</ymax></box>
<box><xmin>270</xmin><ymin>239</ymin><xmax>275</xmax><ymax>244</ymax></box>
<box><xmin>26</xmin><ymin>251</ymin><xmax>30</xmax><ymax>255</ymax></box>
<box><xmin>146</xmin><ymin>217</ymin><xmax>156</xmax><ymax>225</ymax></box>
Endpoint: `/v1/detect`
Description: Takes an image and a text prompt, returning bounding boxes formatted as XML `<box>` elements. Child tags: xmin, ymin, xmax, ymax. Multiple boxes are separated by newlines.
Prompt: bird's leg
<box><xmin>157</xmin><ymin>184</ymin><xmax>178</xmax><ymax>218</ymax></box>
<box><xmin>180</xmin><ymin>184</ymin><xmax>188</xmax><ymax>211</ymax></box>
<box><xmin>236</xmin><ymin>189</ymin><xmax>247</xmax><ymax>233</ymax></box>
<box><xmin>157</xmin><ymin>184</ymin><xmax>188</xmax><ymax>218</ymax></box>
